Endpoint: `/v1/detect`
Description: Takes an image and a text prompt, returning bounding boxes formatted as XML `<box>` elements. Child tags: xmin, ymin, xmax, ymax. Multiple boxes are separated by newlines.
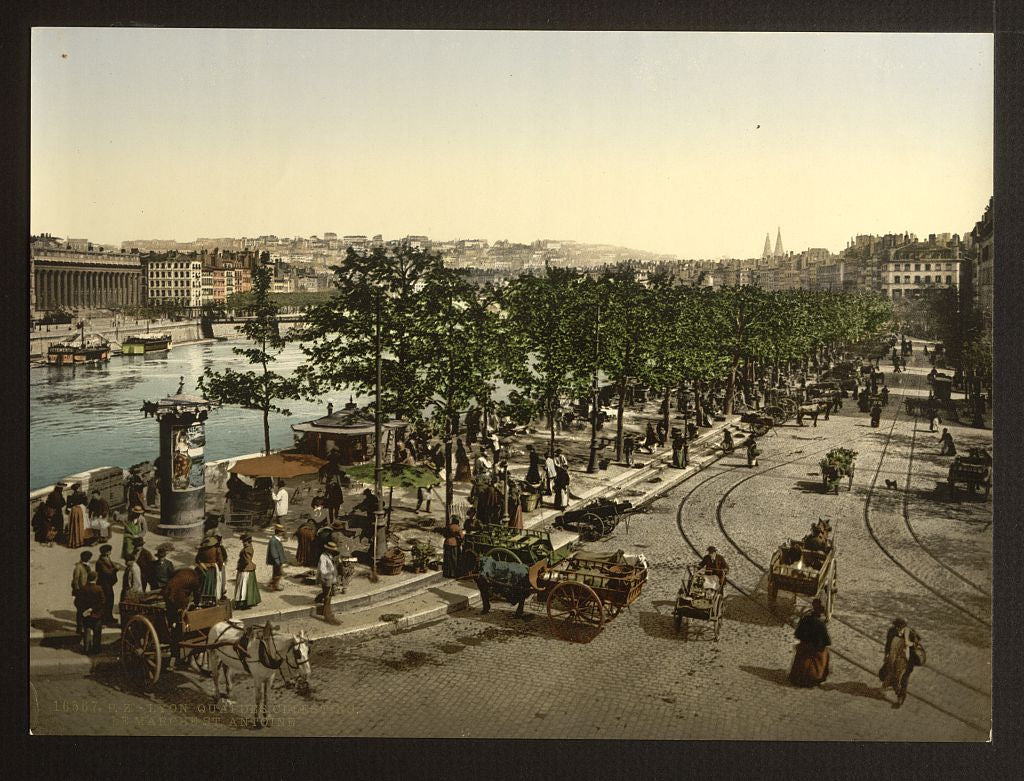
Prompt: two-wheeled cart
<box><xmin>673</xmin><ymin>565</ymin><xmax>724</xmax><ymax>640</ymax></box>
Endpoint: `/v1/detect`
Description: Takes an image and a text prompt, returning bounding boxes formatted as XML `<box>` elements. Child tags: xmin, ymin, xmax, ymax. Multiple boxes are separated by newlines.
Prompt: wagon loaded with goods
<box><xmin>552</xmin><ymin>497</ymin><xmax>638</xmax><ymax>542</ymax></box>
<box><xmin>738</xmin><ymin>411</ymin><xmax>774</xmax><ymax>437</ymax></box>
<box><xmin>525</xmin><ymin>550</ymin><xmax>649</xmax><ymax>642</ymax></box>
<box><xmin>819</xmin><ymin>448</ymin><xmax>857</xmax><ymax>494</ymax></box>
<box><xmin>673</xmin><ymin>565</ymin><xmax>724</xmax><ymax>640</ymax></box>
<box><xmin>119</xmin><ymin>592</ymin><xmax>232</xmax><ymax>689</ymax></box>
<box><xmin>767</xmin><ymin>522</ymin><xmax>838</xmax><ymax>621</ymax></box>
<box><xmin>457</xmin><ymin>523</ymin><xmax>573</xmax><ymax>576</ymax></box>
<box><xmin>947</xmin><ymin>447</ymin><xmax>992</xmax><ymax>499</ymax></box>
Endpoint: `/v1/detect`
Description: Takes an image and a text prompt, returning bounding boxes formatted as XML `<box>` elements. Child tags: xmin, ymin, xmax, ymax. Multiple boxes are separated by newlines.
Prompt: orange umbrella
<box><xmin>229</xmin><ymin>452</ymin><xmax>327</xmax><ymax>478</ymax></box>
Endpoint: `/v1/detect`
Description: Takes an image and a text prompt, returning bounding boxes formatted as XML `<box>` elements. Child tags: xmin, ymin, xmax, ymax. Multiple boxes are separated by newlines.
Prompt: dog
<box><xmin>884</xmin><ymin>479</ymin><xmax>899</xmax><ymax>490</ymax></box>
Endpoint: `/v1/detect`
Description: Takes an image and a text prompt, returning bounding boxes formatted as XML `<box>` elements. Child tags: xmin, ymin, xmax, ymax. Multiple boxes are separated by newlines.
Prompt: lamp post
<box><xmin>587</xmin><ymin>304</ymin><xmax>601</xmax><ymax>474</ymax></box>
<box><xmin>499</xmin><ymin>458</ymin><xmax>510</xmax><ymax>524</ymax></box>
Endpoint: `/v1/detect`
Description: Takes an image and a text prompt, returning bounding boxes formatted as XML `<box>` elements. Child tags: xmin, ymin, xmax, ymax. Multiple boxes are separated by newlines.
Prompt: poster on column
<box><xmin>171</xmin><ymin>422</ymin><xmax>206</xmax><ymax>491</ymax></box>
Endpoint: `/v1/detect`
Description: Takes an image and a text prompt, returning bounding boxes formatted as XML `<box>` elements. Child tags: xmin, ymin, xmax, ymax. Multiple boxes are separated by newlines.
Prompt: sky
<box><xmin>31</xmin><ymin>29</ymin><xmax>993</xmax><ymax>259</ymax></box>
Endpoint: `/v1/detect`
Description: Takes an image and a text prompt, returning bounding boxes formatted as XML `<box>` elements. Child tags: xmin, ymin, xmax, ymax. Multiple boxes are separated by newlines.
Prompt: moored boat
<box><xmin>47</xmin><ymin>325</ymin><xmax>111</xmax><ymax>365</ymax></box>
<box><xmin>122</xmin><ymin>333</ymin><xmax>173</xmax><ymax>354</ymax></box>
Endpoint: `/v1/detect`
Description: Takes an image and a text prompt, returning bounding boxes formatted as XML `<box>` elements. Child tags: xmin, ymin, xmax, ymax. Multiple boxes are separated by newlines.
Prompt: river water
<box><xmin>29</xmin><ymin>341</ymin><xmax>355</xmax><ymax>490</ymax></box>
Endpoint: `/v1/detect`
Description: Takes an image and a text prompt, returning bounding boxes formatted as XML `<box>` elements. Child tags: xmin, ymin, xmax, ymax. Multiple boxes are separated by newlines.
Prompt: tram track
<box><xmin>668</xmin><ymin>414</ymin><xmax>990</xmax><ymax>733</ymax></box>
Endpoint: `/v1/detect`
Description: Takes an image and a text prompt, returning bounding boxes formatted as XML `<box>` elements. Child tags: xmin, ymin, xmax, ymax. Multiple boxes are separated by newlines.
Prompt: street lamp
<box><xmin>499</xmin><ymin>457</ymin><xmax>510</xmax><ymax>524</ymax></box>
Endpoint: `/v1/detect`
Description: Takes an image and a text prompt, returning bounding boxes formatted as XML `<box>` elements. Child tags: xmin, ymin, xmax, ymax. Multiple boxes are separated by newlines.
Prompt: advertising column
<box><xmin>155</xmin><ymin>393</ymin><xmax>212</xmax><ymax>538</ymax></box>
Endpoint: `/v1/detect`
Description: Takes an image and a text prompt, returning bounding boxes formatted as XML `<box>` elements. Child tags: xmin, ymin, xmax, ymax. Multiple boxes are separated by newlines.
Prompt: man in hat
<box><xmin>121</xmin><ymin>505</ymin><xmax>145</xmax><ymax>561</ymax></box>
<box><xmin>195</xmin><ymin>536</ymin><xmax>220</xmax><ymax>606</ymax></box>
<box><xmin>233</xmin><ymin>533</ymin><xmax>261</xmax><ymax>610</ymax></box>
<box><xmin>316</xmin><ymin>541</ymin><xmax>341</xmax><ymax>625</ymax></box>
<box><xmin>789</xmin><ymin>598</ymin><xmax>831</xmax><ymax>687</ymax></box>
<box><xmin>126</xmin><ymin>469</ymin><xmax>146</xmax><ymax>511</ymax></box>
<box><xmin>71</xmin><ymin>551</ymin><xmax>93</xmax><ymax>634</ymax></box>
<box><xmin>271</xmin><ymin>479</ymin><xmax>290</xmax><ymax>528</ymax></box>
<box><xmin>133</xmin><ymin>537</ymin><xmax>156</xmax><ymax>592</ymax></box>
<box><xmin>121</xmin><ymin>552</ymin><xmax>143</xmax><ymax>600</ymax></box>
<box><xmin>152</xmin><ymin>548</ymin><xmax>175</xmax><ymax>590</ymax></box>
<box><xmin>95</xmin><ymin>544</ymin><xmax>119</xmax><ymax>626</ymax></box>
<box><xmin>880</xmin><ymin>616</ymin><xmax>923</xmax><ymax>707</ymax></box>
<box><xmin>696</xmin><ymin>546</ymin><xmax>729</xmax><ymax>587</ymax></box>
<box><xmin>266</xmin><ymin>523</ymin><xmax>286</xmax><ymax>591</ymax></box>
<box><xmin>86</xmin><ymin>489</ymin><xmax>111</xmax><ymax>543</ymax></box>
<box><xmin>74</xmin><ymin>571</ymin><xmax>106</xmax><ymax>654</ymax></box>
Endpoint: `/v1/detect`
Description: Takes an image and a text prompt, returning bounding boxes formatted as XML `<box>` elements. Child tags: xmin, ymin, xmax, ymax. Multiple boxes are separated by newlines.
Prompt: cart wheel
<box><xmin>547</xmin><ymin>581</ymin><xmax>604</xmax><ymax>643</ymax></box>
<box><xmin>779</xmin><ymin>398</ymin><xmax>798</xmax><ymax>416</ymax></box>
<box><xmin>753</xmin><ymin>422</ymin><xmax>769</xmax><ymax>436</ymax></box>
<box><xmin>578</xmin><ymin>516</ymin><xmax>602</xmax><ymax>543</ymax></box>
<box><xmin>487</xmin><ymin>547</ymin><xmax>522</xmax><ymax>564</ymax></box>
<box><xmin>121</xmin><ymin>615</ymin><xmax>162</xmax><ymax>689</ymax></box>
<box><xmin>457</xmin><ymin>549</ymin><xmax>479</xmax><ymax>577</ymax></box>
<box><xmin>764</xmin><ymin>406</ymin><xmax>786</xmax><ymax>425</ymax></box>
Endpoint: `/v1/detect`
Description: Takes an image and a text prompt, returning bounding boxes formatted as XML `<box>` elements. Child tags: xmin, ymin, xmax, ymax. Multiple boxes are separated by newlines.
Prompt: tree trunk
<box><xmin>444</xmin><ymin>411</ymin><xmax>454</xmax><ymax>526</ymax></box>
<box><xmin>548</xmin><ymin>399</ymin><xmax>557</xmax><ymax>457</ymax></box>
<box><xmin>662</xmin><ymin>386</ymin><xmax>671</xmax><ymax>436</ymax></box>
<box><xmin>615</xmin><ymin>379</ymin><xmax>626</xmax><ymax>461</ymax></box>
<box><xmin>263</xmin><ymin>407</ymin><xmax>271</xmax><ymax>455</ymax></box>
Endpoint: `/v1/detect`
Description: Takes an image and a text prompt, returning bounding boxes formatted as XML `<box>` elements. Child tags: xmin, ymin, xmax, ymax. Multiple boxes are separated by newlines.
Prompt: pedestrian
<box><xmin>86</xmin><ymin>489</ymin><xmax>111</xmax><ymax>543</ymax></box>
<box><xmin>95</xmin><ymin>544</ymin><xmax>119</xmax><ymax>626</ymax></box>
<box><xmin>869</xmin><ymin>402</ymin><xmax>883</xmax><ymax>428</ymax></box>
<box><xmin>544</xmin><ymin>451</ymin><xmax>557</xmax><ymax>494</ymax></box>
<box><xmin>656</xmin><ymin>420</ymin><xmax>668</xmax><ymax>448</ymax></box>
<box><xmin>32</xmin><ymin>501</ymin><xmax>57</xmax><ymax>546</ymax></box>
<box><xmin>316</xmin><ymin>541</ymin><xmax>342</xmax><ymax>624</ymax></box>
<box><xmin>65</xmin><ymin>482</ymin><xmax>89</xmax><ymax>549</ymax></box>
<box><xmin>506</xmin><ymin>480</ymin><xmax>524</xmax><ymax>529</ymax></box>
<box><xmin>476</xmin><ymin>480</ymin><xmax>501</xmax><ymax>523</ymax></box>
<box><xmin>642</xmin><ymin>422</ymin><xmax>658</xmax><ymax>453</ymax></box>
<box><xmin>670</xmin><ymin>428</ymin><xmax>686</xmax><ymax>468</ymax></box>
<box><xmin>266</xmin><ymin>523</ymin><xmax>286</xmax><ymax>591</ymax></box>
<box><xmin>324</xmin><ymin>479</ymin><xmax>344</xmax><ymax>524</ymax></box>
<box><xmin>879</xmin><ymin>617</ymin><xmax>924</xmax><ymax>708</ymax></box>
<box><xmin>788</xmin><ymin>598</ymin><xmax>831</xmax><ymax>687</ymax></box>
<box><xmin>553</xmin><ymin>464</ymin><xmax>571</xmax><ymax>510</ymax></box>
<box><xmin>880</xmin><ymin>386</ymin><xmax>889</xmax><ymax>406</ymax></box>
<box><xmin>214</xmin><ymin>534</ymin><xmax>229</xmax><ymax>601</ymax></box>
<box><xmin>442</xmin><ymin>515</ymin><xmax>464</xmax><ymax>578</ymax></box>
<box><xmin>455</xmin><ymin>439</ymin><xmax>472</xmax><ymax>482</ymax></box>
<box><xmin>120</xmin><ymin>504</ymin><xmax>145</xmax><ymax>561</ymax></box>
<box><xmin>939</xmin><ymin>428</ymin><xmax>957</xmax><ymax>456</ymax></box>
<box><xmin>132</xmin><ymin>537</ymin><xmax>155</xmax><ymax>591</ymax></box>
<box><xmin>233</xmin><ymin>533</ymin><xmax>261</xmax><ymax>610</ymax></box>
<box><xmin>474</xmin><ymin>447</ymin><xmax>494</xmax><ymax>481</ymax></box>
<box><xmin>722</xmin><ymin>428</ymin><xmax>735</xmax><ymax>452</ymax></box>
<box><xmin>295</xmin><ymin>515</ymin><xmax>318</xmax><ymax>567</ymax></box>
<box><xmin>145</xmin><ymin>474</ymin><xmax>159</xmax><ymax>507</ymax></box>
<box><xmin>152</xmin><ymin>547</ymin><xmax>174</xmax><ymax>590</ymax></box>
<box><xmin>271</xmin><ymin>479</ymin><xmax>290</xmax><ymax>527</ymax></box>
<box><xmin>126</xmin><ymin>470</ymin><xmax>146</xmax><ymax>511</ymax></box>
<box><xmin>353</xmin><ymin>489</ymin><xmax>380</xmax><ymax>540</ymax></box>
<box><xmin>928</xmin><ymin>407</ymin><xmax>941</xmax><ymax>432</ymax></box>
<box><xmin>194</xmin><ymin>536</ymin><xmax>220</xmax><ymax>605</ymax></box>
<box><xmin>623</xmin><ymin>432</ymin><xmax>635</xmax><ymax>466</ymax></box>
<box><xmin>121</xmin><ymin>552</ymin><xmax>143</xmax><ymax>601</ymax></box>
<box><xmin>466</xmin><ymin>407</ymin><xmax>480</xmax><ymax>445</ymax></box>
<box><xmin>71</xmin><ymin>551</ymin><xmax>93</xmax><ymax>634</ymax></box>
<box><xmin>525</xmin><ymin>444</ymin><xmax>542</xmax><ymax>485</ymax></box>
<box><xmin>746</xmin><ymin>436</ymin><xmax>761</xmax><ymax>468</ymax></box>
<box><xmin>74</xmin><ymin>571</ymin><xmax>105</xmax><ymax>654</ymax></box>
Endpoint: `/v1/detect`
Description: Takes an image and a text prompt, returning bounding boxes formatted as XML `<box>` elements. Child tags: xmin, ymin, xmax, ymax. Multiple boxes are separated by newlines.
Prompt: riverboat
<box><xmin>121</xmin><ymin>333</ymin><xmax>172</xmax><ymax>354</ymax></box>
<box><xmin>47</xmin><ymin>334</ymin><xmax>111</xmax><ymax>365</ymax></box>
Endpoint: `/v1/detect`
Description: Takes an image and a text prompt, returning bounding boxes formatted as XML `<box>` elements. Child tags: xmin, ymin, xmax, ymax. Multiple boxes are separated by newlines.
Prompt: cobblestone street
<box><xmin>30</xmin><ymin>361</ymin><xmax>991</xmax><ymax>740</ymax></box>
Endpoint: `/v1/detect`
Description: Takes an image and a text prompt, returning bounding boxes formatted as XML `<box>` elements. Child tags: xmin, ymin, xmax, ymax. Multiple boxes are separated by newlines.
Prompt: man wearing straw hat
<box><xmin>266</xmin><ymin>523</ymin><xmax>287</xmax><ymax>591</ymax></box>
<box><xmin>316</xmin><ymin>542</ymin><xmax>342</xmax><ymax>625</ymax></box>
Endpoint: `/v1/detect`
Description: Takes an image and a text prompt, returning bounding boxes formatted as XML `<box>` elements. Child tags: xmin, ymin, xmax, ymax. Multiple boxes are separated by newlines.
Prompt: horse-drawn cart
<box><xmin>120</xmin><ymin>593</ymin><xmax>233</xmax><ymax>688</ymax></box>
<box><xmin>525</xmin><ymin>550</ymin><xmax>648</xmax><ymax>642</ymax></box>
<box><xmin>819</xmin><ymin>448</ymin><xmax>856</xmax><ymax>494</ymax></box>
<box><xmin>458</xmin><ymin>523</ymin><xmax>572</xmax><ymax>576</ymax></box>
<box><xmin>738</xmin><ymin>411</ymin><xmax>774</xmax><ymax>437</ymax></box>
<box><xmin>553</xmin><ymin>497</ymin><xmax>636</xmax><ymax>542</ymax></box>
<box><xmin>673</xmin><ymin>565</ymin><xmax>724</xmax><ymax>640</ymax></box>
<box><xmin>767</xmin><ymin>526</ymin><xmax>838</xmax><ymax>621</ymax></box>
<box><xmin>948</xmin><ymin>449</ymin><xmax>992</xmax><ymax>499</ymax></box>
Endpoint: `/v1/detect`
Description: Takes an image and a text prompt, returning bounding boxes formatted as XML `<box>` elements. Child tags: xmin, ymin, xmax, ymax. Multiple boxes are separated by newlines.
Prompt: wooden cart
<box><xmin>673</xmin><ymin>565</ymin><xmax>724</xmax><ymax>640</ymax></box>
<box><xmin>119</xmin><ymin>593</ymin><xmax>232</xmax><ymax>689</ymax></box>
<box><xmin>458</xmin><ymin>523</ymin><xmax>571</xmax><ymax>576</ymax></box>
<box><xmin>527</xmin><ymin>550</ymin><xmax>648</xmax><ymax>642</ymax></box>
<box><xmin>767</xmin><ymin>531</ymin><xmax>837</xmax><ymax>621</ymax></box>
<box><xmin>948</xmin><ymin>450</ymin><xmax>992</xmax><ymax>499</ymax></box>
<box><xmin>552</xmin><ymin>498</ymin><xmax>636</xmax><ymax>542</ymax></box>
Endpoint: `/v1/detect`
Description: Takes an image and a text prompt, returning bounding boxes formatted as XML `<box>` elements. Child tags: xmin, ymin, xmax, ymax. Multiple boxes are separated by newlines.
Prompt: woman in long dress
<box><xmin>789</xmin><ymin>599</ymin><xmax>831</xmax><ymax>687</ymax></box>
<box><xmin>442</xmin><ymin>517</ymin><xmax>464</xmax><ymax>578</ymax></box>
<box><xmin>454</xmin><ymin>440</ymin><xmax>472</xmax><ymax>482</ymax></box>
<box><xmin>194</xmin><ymin>537</ymin><xmax>220</xmax><ymax>605</ymax></box>
<box><xmin>295</xmin><ymin>517</ymin><xmax>318</xmax><ymax>567</ymax></box>
<box><xmin>65</xmin><ymin>484</ymin><xmax>89</xmax><ymax>548</ymax></box>
<box><xmin>232</xmin><ymin>533</ymin><xmax>261</xmax><ymax>609</ymax></box>
<box><xmin>880</xmin><ymin>617</ymin><xmax>921</xmax><ymax>707</ymax></box>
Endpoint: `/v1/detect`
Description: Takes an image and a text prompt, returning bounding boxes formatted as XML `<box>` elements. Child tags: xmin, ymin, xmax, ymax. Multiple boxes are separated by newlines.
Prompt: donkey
<box><xmin>207</xmin><ymin>620</ymin><xmax>312</xmax><ymax>728</ymax></box>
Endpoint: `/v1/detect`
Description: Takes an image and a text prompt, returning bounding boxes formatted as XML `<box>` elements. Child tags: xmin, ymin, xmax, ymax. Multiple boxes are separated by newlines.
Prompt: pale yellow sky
<box><xmin>31</xmin><ymin>29</ymin><xmax>993</xmax><ymax>257</ymax></box>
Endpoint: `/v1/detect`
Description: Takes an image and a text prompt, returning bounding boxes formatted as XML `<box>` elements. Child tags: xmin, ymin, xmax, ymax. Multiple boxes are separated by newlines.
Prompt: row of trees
<box><xmin>197</xmin><ymin>246</ymin><xmax>894</xmax><ymax>521</ymax></box>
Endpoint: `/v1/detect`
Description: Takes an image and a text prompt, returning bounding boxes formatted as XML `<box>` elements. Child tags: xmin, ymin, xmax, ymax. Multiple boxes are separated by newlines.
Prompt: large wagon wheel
<box><xmin>764</xmin><ymin>406</ymin><xmax>786</xmax><ymax>425</ymax></box>
<box><xmin>487</xmin><ymin>547</ymin><xmax>522</xmax><ymax>564</ymax></box>
<box><xmin>578</xmin><ymin>513</ymin><xmax>603</xmax><ymax>542</ymax></box>
<box><xmin>752</xmin><ymin>420</ymin><xmax>770</xmax><ymax>437</ymax></box>
<box><xmin>547</xmin><ymin>581</ymin><xmax>604</xmax><ymax>643</ymax></box>
<box><xmin>598</xmin><ymin>510</ymin><xmax>618</xmax><ymax>536</ymax></box>
<box><xmin>121</xmin><ymin>615</ymin><xmax>162</xmax><ymax>689</ymax></box>
<box><xmin>779</xmin><ymin>398</ymin><xmax>798</xmax><ymax>417</ymax></box>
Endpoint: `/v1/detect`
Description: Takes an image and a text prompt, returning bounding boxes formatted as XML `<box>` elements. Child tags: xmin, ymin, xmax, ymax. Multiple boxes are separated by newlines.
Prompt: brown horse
<box><xmin>162</xmin><ymin>567</ymin><xmax>201</xmax><ymax>665</ymax></box>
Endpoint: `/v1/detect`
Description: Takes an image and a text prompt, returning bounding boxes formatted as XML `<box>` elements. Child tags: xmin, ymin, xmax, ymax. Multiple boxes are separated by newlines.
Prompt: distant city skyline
<box><xmin>32</xmin><ymin>29</ymin><xmax>992</xmax><ymax>258</ymax></box>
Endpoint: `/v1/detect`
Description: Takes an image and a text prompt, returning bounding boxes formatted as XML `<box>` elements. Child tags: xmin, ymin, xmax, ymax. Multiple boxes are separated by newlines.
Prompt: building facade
<box><xmin>31</xmin><ymin>234</ymin><xmax>143</xmax><ymax>314</ymax></box>
<box><xmin>143</xmin><ymin>253</ymin><xmax>204</xmax><ymax>308</ymax></box>
<box><xmin>969</xmin><ymin>197</ymin><xmax>993</xmax><ymax>314</ymax></box>
<box><xmin>879</xmin><ymin>236</ymin><xmax>961</xmax><ymax>300</ymax></box>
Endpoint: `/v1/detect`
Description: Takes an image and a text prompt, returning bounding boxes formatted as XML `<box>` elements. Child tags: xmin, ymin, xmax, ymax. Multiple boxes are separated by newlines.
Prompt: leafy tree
<box><xmin>197</xmin><ymin>255</ymin><xmax>297</xmax><ymax>454</ymax></box>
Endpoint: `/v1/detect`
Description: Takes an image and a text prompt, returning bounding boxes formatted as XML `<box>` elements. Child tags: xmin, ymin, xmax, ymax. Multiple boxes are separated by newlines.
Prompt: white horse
<box><xmin>207</xmin><ymin>620</ymin><xmax>312</xmax><ymax>728</ymax></box>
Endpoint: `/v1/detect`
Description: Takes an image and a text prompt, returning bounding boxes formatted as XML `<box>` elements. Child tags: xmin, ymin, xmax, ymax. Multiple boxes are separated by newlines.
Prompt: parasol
<box><xmin>229</xmin><ymin>452</ymin><xmax>328</xmax><ymax>478</ymax></box>
<box><xmin>345</xmin><ymin>462</ymin><xmax>441</xmax><ymax>489</ymax></box>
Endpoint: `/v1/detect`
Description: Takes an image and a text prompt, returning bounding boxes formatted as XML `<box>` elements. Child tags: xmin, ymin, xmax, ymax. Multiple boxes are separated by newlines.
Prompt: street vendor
<box><xmin>746</xmin><ymin>435</ymin><xmax>760</xmax><ymax>468</ymax></box>
<box><xmin>697</xmin><ymin>545</ymin><xmax>729</xmax><ymax>586</ymax></box>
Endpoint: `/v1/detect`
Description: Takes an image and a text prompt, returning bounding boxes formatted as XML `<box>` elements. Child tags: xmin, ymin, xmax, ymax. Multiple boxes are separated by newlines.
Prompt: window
<box><xmin>892</xmin><ymin>289</ymin><xmax>902</xmax><ymax>298</ymax></box>
<box><xmin>903</xmin><ymin>263</ymin><xmax>910</xmax><ymax>271</ymax></box>
<box><xmin>925</xmin><ymin>263</ymin><xmax>931</xmax><ymax>271</ymax></box>
<box><xmin>925</xmin><ymin>275</ymin><xmax>931</xmax><ymax>284</ymax></box>
<box><xmin>914</xmin><ymin>263</ymin><xmax>921</xmax><ymax>271</ymax></box>
<box><xmin>946</xmin><ymin>275</ymin><xmax>952</xmax><ymax>284</ymax></box>
<box><xmin>914</xmin><ymin>275</ymin><xmax>921</xmax><ymax>284</ymax></box>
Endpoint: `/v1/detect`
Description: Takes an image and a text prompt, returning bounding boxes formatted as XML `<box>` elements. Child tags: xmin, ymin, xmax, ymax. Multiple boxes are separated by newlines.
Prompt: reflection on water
<box><xmin>30</xmin><ymin>342</ymin><xmax>336</xmax><ymax>490</ymax></box>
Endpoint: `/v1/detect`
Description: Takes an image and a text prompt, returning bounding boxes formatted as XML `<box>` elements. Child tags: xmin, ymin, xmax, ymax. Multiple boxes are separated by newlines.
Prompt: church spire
<box><xmin>774</xmin><ymin>227</ymin><xmax>784</xmax><ymax>258</ymax></box>
<box><xmin>762</xmin><ymin>232</ymin><xmax>772</xmax><ymax>259</ymax></box>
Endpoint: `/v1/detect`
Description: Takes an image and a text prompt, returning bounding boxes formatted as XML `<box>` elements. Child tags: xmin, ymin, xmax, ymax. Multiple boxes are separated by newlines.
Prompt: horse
<box><xmin>207</xmin><ymin>621</ymin><xmax>312</xmax><ymax>728</ymax></box>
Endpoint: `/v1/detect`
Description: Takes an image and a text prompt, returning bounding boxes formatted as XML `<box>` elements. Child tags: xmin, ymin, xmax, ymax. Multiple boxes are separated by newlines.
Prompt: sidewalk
<box><xmin>31</xmin><ymin>401</ymin><xmax>738</xmax><ymax>676</ymax></box>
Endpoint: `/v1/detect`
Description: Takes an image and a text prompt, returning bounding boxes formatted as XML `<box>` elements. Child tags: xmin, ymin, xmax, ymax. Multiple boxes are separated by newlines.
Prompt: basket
<box><xmin>521</xmin><ymin>491</ymin><xmax>542</xmax><ymax>513</ymax></box>
<box><xmin>377</xmin><ymin>548</ymin><xmax>406</xmax><ymax>576</ymax></box>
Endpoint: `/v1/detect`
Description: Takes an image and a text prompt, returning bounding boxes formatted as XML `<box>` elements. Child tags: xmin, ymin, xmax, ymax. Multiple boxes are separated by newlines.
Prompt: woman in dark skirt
<box><xmin>442</xmin><ymin>517</ymin><xmax>464</xmax><ymax>578</ymax></box>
